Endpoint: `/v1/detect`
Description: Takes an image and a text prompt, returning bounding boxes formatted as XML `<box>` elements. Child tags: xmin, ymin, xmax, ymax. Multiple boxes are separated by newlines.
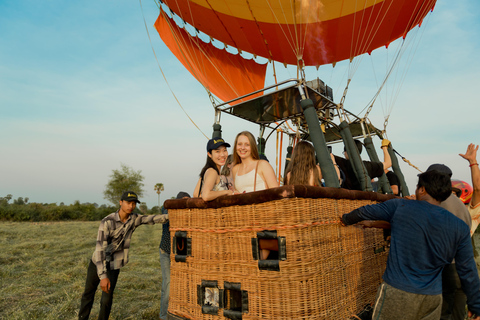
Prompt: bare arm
<box><xmin>460</xmin><ymin>143</ymin><xmax>480</xmax><ymax>206</ymax></box>
<box><xmin>201</xmin><ymin>168</ymin><xmax>232</xmax><ymax>201</ymax></box>
<box><xmin>390</xmin><ymin>184</ymin><xmax>399</xmax><ymax>196</ymax></box>
<box><xmin>381</xmin><ymin>145</ymin><xmax>392</xmax><ymax>171</ymax></box>
<box><xmin>259</xmin><ymin>160</ymin><xmax>279</xmax><ymax>189</ymax></box>
<box><xmin>193</xmin><ymin>178</ymin><xmax>201</xmax><ymax>198</ymax></box>
<box><xmin>285</xmin><ymin>171</ymin><xmax>291</xmax><ymax>185</ymax></box>
<box><xmin>231</xmin><ymin>164</ymin><xmax>239</xmax><ymax>192</ymax></box>
<box><xmin>311</xmin><ymin>166</ymin><xmax>322</xmax><ymax>186</ymax></box>
<box><xmin>330</xmin><ymin>153</ymin><xmax>342</xmax><ymax>183</ymax></box>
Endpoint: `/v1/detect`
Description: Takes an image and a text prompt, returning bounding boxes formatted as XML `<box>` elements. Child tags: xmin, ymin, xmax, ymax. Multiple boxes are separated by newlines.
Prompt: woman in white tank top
<box><xmin>231</xmin><ymin>131</ymin><xmax>279</xmax><ymax>193</ymax></box>
<box><xmin>231</xmin><ymin>131</ymin><xmax>279</xmax><ymax>260</ymax></box>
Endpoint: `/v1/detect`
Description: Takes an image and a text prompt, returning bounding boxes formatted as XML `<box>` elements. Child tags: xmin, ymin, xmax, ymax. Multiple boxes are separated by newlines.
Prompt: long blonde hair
<box><xmin>233</xmin><ymin>131</ymin><xmax>259</xmax><ymax>165</ymax></box>
<box><xmin>285</xmin><ymin>141</ymin><xmax>320</xmax><ymax>185</ymax></box>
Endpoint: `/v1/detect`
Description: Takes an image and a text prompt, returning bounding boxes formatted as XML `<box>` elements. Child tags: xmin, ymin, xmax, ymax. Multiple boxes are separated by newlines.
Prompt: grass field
<box><xmin>0</xmin><ymin>221</ymin><xmax>164</xmax><ymax>319</ymax></box>
<box><xmin>2</xmin><ymin>221</ymin><xmax>480</xmax><ymax>320</ymax></box>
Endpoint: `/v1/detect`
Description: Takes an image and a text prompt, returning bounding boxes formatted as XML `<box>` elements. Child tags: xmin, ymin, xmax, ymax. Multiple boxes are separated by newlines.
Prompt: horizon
<box><xmin>1</xmin><ymin>0</ymin><xmax>479</xmax><ymax>208</ymax></box>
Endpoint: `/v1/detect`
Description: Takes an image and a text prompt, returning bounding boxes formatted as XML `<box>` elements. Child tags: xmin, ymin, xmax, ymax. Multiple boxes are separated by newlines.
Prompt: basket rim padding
<box><xmin>164</xmin><ymin>185</ymin><xmax>397</xmax><ymax>210</ymax></box>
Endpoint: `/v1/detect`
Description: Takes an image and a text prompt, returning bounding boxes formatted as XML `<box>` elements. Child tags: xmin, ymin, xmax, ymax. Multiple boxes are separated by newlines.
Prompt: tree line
<box><xmin>0</xmin><ymin>164</ymin><xmax>166</xmax><ymax>222</ymax></box>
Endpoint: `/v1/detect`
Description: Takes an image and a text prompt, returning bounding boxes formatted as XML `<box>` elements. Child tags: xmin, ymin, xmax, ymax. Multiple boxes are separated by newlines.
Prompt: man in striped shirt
<box><xmin>78</xmin><ymin>191</ymin><xmax>168</xmax><ymax>320</ymax></box>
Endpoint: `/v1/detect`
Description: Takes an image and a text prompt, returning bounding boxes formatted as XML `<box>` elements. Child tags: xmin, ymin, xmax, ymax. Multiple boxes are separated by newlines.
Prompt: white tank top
<box><xmin>235</xmin><ymin>169</ymin><xmax>266</xmax><ymax>193</ymax></box>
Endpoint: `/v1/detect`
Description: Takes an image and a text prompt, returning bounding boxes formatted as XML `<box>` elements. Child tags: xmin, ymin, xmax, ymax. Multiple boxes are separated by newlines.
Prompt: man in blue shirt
<box><xmin>341</xmin><ymin>170</ymin><xmax>480</xmax><ymax>320</ymax></box>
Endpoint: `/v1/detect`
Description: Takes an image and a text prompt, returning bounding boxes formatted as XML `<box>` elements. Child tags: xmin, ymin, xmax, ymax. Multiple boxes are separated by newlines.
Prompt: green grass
<box><xmin>2</xmin><ymin>221</ymin><xmax>480</xmax><ymax>320</ymax></box>
<box><xmin>0</xmin><ymin>221</ymin><xmax>163</xmax><ymax>319</ymax></box>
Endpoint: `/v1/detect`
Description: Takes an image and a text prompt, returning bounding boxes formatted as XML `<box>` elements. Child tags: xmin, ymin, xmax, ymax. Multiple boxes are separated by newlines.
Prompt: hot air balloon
<box><xmin>452</xmin><ymin>179</ymin><xmax>473</xmax><ymax>204</ymax></box>
<box><xmin>155</xmin><ymin>0</ymin><xmax>437</xmax><ymax>319</ymax></box>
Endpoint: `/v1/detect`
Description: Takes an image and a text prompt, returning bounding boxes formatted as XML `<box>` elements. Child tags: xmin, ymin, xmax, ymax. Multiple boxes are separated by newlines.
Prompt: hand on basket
<box><xmin>356</xmin><ymin>221</ymin><xmax>391</xmax><ymax>229</ymax></box>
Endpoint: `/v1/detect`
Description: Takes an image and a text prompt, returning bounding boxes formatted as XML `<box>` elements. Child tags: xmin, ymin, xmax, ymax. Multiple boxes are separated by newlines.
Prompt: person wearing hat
<box><xmin>78</xmin><ymin>191</ymin><xmax>169</xmax><ymax>320</ymax></box>
<box><xmin>408</xmin><ymin>164</ymin><xmax>471</xmax><ymax>320</ymax></box>
<box><xmin>193</xmin><ymin>137</ymin><xmax>235</xmax><ymax>201</ymax></box>
<box><xmin>158</xmin><ymin>191</ymin><xmax>190</xmax><ymax>320</ymax></box>
<box><xmin>340</xmin><ymin>170</ymin><xmax>480</xmax><ymax>320</ymax></box>
<box><xmin>425</xmin><ymin>163</ymin><xmax>472</xmax><ymax>230</ymax></box>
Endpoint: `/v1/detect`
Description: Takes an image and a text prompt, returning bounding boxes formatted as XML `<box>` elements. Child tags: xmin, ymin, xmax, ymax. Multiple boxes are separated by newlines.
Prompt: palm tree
<box><xmin>154</xmin><ymin>183</ymin><xmax>164</xmax><ymax>208</ymax></box>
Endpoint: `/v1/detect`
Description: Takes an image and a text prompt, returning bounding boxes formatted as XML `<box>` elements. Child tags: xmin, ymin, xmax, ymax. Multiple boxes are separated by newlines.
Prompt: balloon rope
<box><xmin>393</xmin><ymin>149</ymin><xmax>422</xmax><ymax>173</ymax></box>
<box><xmin>276</xmin><ymin>130</ymin><xmax>279</xmax><ymax>182</ymax></box>
<box><xmin>139</xmin><ymin>0</ymin><xmax>208</xmax><ymax>139</ymax></box>
<box><xmin>262</xmin><ymin>0</ymin><xmax>299</xmax><ymax>61</ymax></box>
<box><xmin>278</xmin><ymin>129</ymin><xmax>283</xmax><ymax>183</ymax></box>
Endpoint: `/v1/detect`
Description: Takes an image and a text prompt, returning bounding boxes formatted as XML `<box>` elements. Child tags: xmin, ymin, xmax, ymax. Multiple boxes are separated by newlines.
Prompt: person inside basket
<box><xmin>284</xmin><ymin>140</ymin><xmax>341</xmax><ymax>186</ymax></box>
<box><xmin>232</xmin><ymin>131</ymin><xmax>279</xmax><ymax>259</ymax></box>
<box><xmin>78</xmin><ymin>191</ymin><xmax>169</xmax><ymax>320</ymax></box>
<box><xmin>334</xmin><ymin>139</ymin><xmax>392</xmax><ymax>191</ymax></box>
<box><xmin>340</xmin><ymin>170</ymin><xmax>480</xmax><ymax>320</ymax></box>
<box><xmin>232</xmin><ymin>131</ymin><xmax>278</xmax><ymax>193</ymax></box>
<box><xmin>220</xmin><ymin>154</ymin><xmax>234</xmax><ymax>191</ymax></box>
<box><xmin>193</xmin><ymin>138</ymin><xmax>235</xmax><ymax>201</ymax></box>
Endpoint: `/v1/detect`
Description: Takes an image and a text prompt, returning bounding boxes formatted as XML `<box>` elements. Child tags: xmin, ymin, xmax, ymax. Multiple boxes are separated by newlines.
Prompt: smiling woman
<box><xmin>193</xmin><ymin>138</ymin><xmax>234</xmax><ymax>201</ymax></box>
<box><xmin>232</xmin><ymin>131</ymin><xmax>279</xmax><ymax>193</ymax></box>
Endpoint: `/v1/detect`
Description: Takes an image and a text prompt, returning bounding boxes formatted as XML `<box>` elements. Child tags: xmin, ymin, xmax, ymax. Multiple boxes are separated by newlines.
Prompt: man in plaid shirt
<box><xmin>78</xmin><ymin>191</ymin><xmax>168</xmax><ymax>320</ymax></box>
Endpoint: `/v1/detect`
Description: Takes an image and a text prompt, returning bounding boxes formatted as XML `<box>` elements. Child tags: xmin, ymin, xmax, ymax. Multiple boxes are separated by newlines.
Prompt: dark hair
<box><xmin>344</xmin><ymin>139</ymin><xmax>363</xmax><ymax>154</ymax></box>
<box><xmin>176</xmin><ymin>191</ymin><xmax>191</xmax><ymax>199</ymax></box>
<box><xmin>199</xmin><ymin>155</ymin><xmax>219</xmax><ymax>179</ymax></box>
<box><xmin>417</xmin><ymin>170</ymin><xmax>451</xmax><ymax>202</ymax></box>
<box><xmin>198</xmin><ymin>155</ymin><xmax>220</xmax><ymax>195</ymax></box>
<box><xmin>285</xmin><ymin>141</ymin><xmax>320</xmax><ymax>185</ymax></box>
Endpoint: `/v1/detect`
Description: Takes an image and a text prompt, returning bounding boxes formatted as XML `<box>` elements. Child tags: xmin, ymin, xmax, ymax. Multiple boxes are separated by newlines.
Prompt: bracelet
<box><xmin>470</xmin><ymin>163</ymin><xmax>479</xmax><ymax>167</ymax></box>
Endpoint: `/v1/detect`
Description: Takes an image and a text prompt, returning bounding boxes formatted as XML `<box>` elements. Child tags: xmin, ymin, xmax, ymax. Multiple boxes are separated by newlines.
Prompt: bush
<box><xmin>0</xmin><ymin>195</ymin><xmax>117</xmax><ymax>222</ymax></box>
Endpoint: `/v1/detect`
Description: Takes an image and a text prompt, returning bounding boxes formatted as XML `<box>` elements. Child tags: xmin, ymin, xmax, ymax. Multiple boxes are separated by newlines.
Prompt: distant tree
<box><xmin>154</xmin><ymin>183</ymin><xmax>164</xmax><ymax>207</ymax></box>
<box><xmin>139</xmin><ymin>202</ymin><xmax>148</xmax><ymax>214</ymax></box>
<box><xmin>1</xmin><ymin>194</ymin><xmax>13</xmax><ymax>204</ymax></box>
<box><xmin>14</xmin><ymin>197</ymin><xmax>25</xmax><ymax>205</ymax></box>
<box><xmin>24</xmin><ymin>197</ymin><xmax>29</xmax><ymax>204</ymax></box>
<box><xmin>150</xmin><ymin>205</ymin><xmax>161</xmax><ymax>214</ymax></box>
<box><xmin>104</xmin><ymin>164</ymin><xmax>145</xmax><ymax>205</ymax></box>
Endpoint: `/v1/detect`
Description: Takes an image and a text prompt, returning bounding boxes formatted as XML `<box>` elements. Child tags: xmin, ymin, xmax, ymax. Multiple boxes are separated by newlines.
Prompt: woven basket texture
<box><xmin>168</xmin><ymin>197</ymin><xmax>388</xmax><ymax>319</ymax></box>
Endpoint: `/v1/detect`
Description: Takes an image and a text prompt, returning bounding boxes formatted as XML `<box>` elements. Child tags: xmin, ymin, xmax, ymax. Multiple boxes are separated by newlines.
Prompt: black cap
<box><xmin>425</xmin><ymin>164</ymin><xmax>452</xmax><ymax>177</ymax></box>
<box><xmin>207</xmin><ymin>138</ymin><xmax>230</xmax><ymax>153</ymax></box>
<box><xmin>121</xmin><ymin>191</ymin><xmax>140</xmax><ymax>203</ymax></box>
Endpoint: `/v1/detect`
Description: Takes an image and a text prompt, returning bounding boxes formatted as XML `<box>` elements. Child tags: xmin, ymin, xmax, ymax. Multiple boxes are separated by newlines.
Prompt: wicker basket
<box><xmin>165</xmin><ymin>186</ymin><xmax>393</xmax><ymax>320</ymax></box>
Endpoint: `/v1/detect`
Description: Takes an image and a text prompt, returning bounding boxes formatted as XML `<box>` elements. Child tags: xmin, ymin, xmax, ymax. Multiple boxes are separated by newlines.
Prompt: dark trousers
<box><xmin>78</xmin><ymin>259</ymin><xmax>120</xmax><ymax>320</ymax></box>
<box><xmin>441</xmin><ymin>263</ymin><xmax>467</xmax><ymax>320</ymax></box>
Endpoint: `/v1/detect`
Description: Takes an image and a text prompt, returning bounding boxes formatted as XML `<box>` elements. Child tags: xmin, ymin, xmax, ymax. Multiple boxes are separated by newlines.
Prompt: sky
<box><xmin>1</xmin><ymin>0</ymin><xmax>479</xmax><ymax>208</ymax></box>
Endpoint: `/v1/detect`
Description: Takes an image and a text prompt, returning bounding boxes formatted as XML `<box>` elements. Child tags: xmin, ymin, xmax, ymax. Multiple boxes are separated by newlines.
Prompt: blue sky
<box><xmin>1</xmin><ymin>0</ymin><xmax>479</xmax><ymax>208</ymax></box>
